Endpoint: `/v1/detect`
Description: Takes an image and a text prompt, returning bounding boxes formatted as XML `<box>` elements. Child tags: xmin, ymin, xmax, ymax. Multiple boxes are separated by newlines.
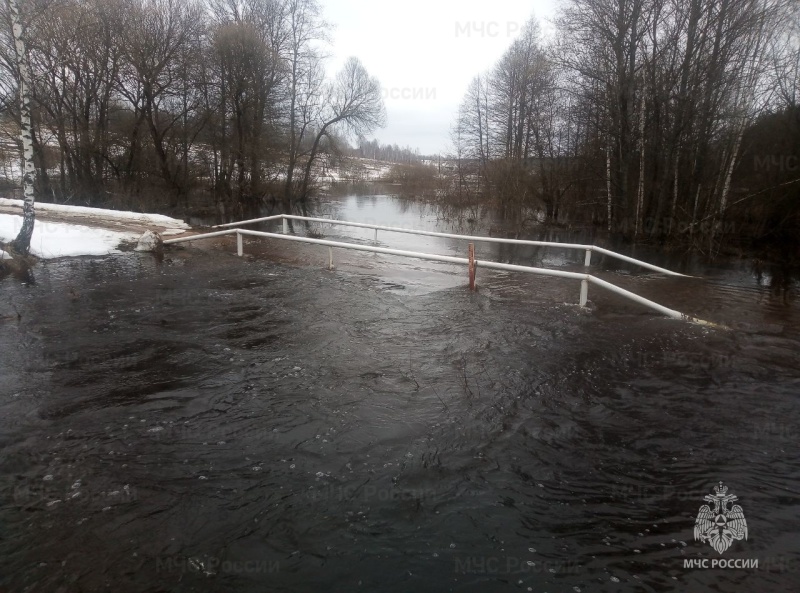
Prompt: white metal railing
<box><xmin>163</xmin><ymin>227</ymin><xmax>718</xmax><ymax>327</ymax></box>
<box><xmin>212</xmin><ymin>214</ymin><xmax>689</xmax><ymax>277</ymax></box>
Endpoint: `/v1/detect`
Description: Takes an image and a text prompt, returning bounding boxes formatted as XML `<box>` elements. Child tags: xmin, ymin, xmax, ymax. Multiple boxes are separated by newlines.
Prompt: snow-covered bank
<box><xmin>0</xmin><ymin>198</ymin><xmax>189</xmax><ymax>235</ymax></box>
<box><xmin>0</xmin><ymin>214</ymin><xmax>139</xmax><ymax>259</ymax></box>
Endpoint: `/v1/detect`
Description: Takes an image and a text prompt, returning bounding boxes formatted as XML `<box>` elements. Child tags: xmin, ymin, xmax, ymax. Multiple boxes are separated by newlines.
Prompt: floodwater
<box><xmin>1</xmin><ymin>195</ymin><xmax>799</xmax><ymax>592</ymax></box>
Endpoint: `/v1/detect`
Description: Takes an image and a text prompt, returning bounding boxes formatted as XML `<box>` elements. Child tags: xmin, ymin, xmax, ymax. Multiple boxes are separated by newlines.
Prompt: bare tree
<box><xmin>213</xmin><ymin>20</ymin><xmax>282</xmax><ymax>203</ymax></box>
<box><xmin>297</xmin><ymin>57</ymin><xmax>385</xmax><ymax>200</ymax></box>
<box><xmin>772</xmin><ymin>1</ymin><xmax>800</xmax><ymax>108</ymax></box>
<box><xmin>6</xmin><ymin>0</ymin><xmax>35</xmax><ymax>254</ymax></box>
<box><xmin>27</xmin><ymin>0</ymin><xmax>123</xmax><ymax>203</ymax></box>
<box><xmin>118</xmin><ymin>0</ymin><xmax>205</xmax><ymax>203</ymax></box>
<box><xmin>446</xmin><ymin>0</ymin><xmax>793</xmax><ymax>248</ymax></box>
<box><xmin>281</xmin><ymin>0</ymin><xmax>327</xmax><ymax>203</ymax></box>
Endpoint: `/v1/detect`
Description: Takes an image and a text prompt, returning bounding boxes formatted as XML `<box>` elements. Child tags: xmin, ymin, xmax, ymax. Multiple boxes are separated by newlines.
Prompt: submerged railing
<box><xmin>163</xmin><ymin>220</ymin><xmax>718</xmax><ymax>327</ymax></box>
<box><xmin>212</xmin><ymin>214</ymin><xmax>689</xmax><ymax>277</ymax></box>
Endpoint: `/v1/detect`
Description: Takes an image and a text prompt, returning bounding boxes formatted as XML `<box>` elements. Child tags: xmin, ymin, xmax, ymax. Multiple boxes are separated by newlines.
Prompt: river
<box><xmin>1</xmin><ymin>194</ymin><xmax>798</xmax><ymax>592</ymax></box>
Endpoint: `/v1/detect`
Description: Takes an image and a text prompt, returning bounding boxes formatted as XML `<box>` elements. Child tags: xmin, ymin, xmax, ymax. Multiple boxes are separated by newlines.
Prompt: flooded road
<box><xmin>2</xmin><ymin>195</ymin><xmax>799</xmax><ymax>592</ymax></box>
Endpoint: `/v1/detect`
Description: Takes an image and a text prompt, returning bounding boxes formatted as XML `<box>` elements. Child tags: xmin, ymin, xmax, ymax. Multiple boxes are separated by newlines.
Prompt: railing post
<box><xmin>580</xmin><ymin>278</ymin><xmax>588</xmax><ymax>307</ymax></box>
<box><xmin>328</xmin><ymin>247</ymin><xmax>334</xmax><ymax>270</ymax></box>
<box><xmin>282</xmin><ymin>217</ymin><xmax>288</xmax><ymax>234</ymax></box>
<box><xmin>236</xmin><ymin>231</ymin><xmax>243</xmax><ymax>257</ymax></box>
<box><xmin>584</xmin><ymin>248</ymin><xmax>592</xmax><ymax>266</ymax></box>
<box><xmin>468</xmin><ymin>243</ymin><xmax>476</xmax><ymax>291</ymax></box>
<box><xmin>374</xmin><ymin>228</ymin><xmax>378</xmax><ymax>242</ymax></box>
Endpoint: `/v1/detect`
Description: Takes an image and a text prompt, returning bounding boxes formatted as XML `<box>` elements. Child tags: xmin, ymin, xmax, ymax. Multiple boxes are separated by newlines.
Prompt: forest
<box><xmin>1</xmin><ymin>0</ymin><xmax>799</xmax><ymax>256</ymax></box>
<box><xmin>0</xmin><ymin>0</ymin><xmax>385</xmax><ymax>215</ymax></box>
<box><xmin>448</xmin><ymin>0</ymin><xmax>800</xmax><ymax>254</ymax></box>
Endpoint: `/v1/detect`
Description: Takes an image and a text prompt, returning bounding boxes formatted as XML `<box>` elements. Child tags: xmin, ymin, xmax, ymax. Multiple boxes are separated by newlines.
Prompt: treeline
<box><xmin>349</xmin><ymin>138</ymin><xmax>421</xmax><ymax>164</ymax></box>
<box><xmin>449</xmin><ymin>0</ymin><xmax>800</xmax><ymax>251</ymax></box>
<box><xmin>0</xmin><ymin>0</ymin><xmax>385</xmax><ymax>210</ymax></box>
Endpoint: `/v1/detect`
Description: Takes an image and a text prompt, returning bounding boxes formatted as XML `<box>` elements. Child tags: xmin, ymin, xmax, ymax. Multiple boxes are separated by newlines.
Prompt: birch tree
<box><xmin>7</xmin><ymin>0</ymin><xmax>34</xmax><ymax>255</ymax></box>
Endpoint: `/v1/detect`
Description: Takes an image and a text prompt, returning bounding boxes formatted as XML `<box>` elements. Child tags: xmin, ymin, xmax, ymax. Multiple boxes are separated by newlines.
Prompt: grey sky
<box><xmin>322</xmin><ymin>0</ymin><xmax>559</xmax><ymax>156</ymax></box>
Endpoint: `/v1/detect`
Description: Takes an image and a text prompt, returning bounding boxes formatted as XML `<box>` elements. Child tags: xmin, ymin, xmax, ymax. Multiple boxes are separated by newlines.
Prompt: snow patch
<box><xmin>0</xmin><ymin>198</ymin><xmax>189</xmax><ymax>231</ymax></box>
<box><xmin>0</xmin><ymin>214</ymin><xmax>139</xmax><ymax>259</ymax></box>
<box><xmin>0</xmin><ymin>249</ymin><xmax>11</xmax><ymax>260</ymax></box>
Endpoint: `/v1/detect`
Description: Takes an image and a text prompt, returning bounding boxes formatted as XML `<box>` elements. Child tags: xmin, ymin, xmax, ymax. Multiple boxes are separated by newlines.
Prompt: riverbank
<box><xmin>0</xmin><ymin>198</ymin><xmax>191</xmax><ymax>260</ymax></box>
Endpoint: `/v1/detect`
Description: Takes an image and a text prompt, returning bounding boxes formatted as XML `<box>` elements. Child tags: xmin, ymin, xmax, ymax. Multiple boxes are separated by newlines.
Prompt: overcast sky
<box><xmin>322</xmin><ymin>0</ymin><xmax>560</xmax><ymax>156</ymax></box>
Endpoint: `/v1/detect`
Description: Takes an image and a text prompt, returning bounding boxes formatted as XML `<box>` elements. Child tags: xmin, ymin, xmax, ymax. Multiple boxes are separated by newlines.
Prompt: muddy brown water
<box><xmin>1</xmin><ymin>195</ymin><xmax>799</xmax><ymax>592</ymax></box>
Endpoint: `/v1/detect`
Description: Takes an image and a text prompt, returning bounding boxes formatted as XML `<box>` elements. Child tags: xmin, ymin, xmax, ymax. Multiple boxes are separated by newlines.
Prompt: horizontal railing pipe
<box><xmin>237</xmin><ymin>229</ymin><xmax>471</xmax><ymax>267</ymax></box>
<box><xmin>469</xmin><ymin>260</ymin><xmax>588</xmax><ymax>281</ymax></box>
<box><xmin>283</xmin><ymin>215</ymin><xmax>594</xmax><ymax>250</ymax></box>
<box><xmin>587</xmin><ymin>276</ymin><xmax>720</xmax><ymax>327</ymax></box>
<box><xmin>163</xmin><ymin>225</ymin><xmax>717</xmax><ymax>326</ymax></box>
<box><xmin>590</xmin><ymin>246</ymin><xmax>685</xmax><ymax>277</ymax></box>
<box><xmin>213</xmin><ymin>214</ymin><xmax>688</xmax><ymax>277</ymax></box>
<box><xmin>213</xmin><ymin>215</ymin><xmax>284</xmax><ymax>228</ymax></box>
<box><xmin>587</xmin><ymin>275</ymin><xmax>683</xmax><ymax>319</ymax></box>
<box><xmin>163</xmin><ymin>229</ymin><xmax>237</xmax><ymax>244</ymax></box>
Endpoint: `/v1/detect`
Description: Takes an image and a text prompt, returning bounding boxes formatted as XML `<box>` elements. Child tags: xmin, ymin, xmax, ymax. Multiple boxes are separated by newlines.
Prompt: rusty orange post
<box><xmin>468</xmin><ymin>243</ymin><xmax>476</xmax><ymax>290</ymax></box>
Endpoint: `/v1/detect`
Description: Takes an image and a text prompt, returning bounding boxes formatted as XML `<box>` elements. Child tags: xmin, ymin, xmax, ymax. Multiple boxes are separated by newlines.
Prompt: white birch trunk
<box><xmin>690</xmin><ymin>184</ymin><xmax>701</xmax><ymax>239</ymax></box>
<box><xmin>670</xmin><ymin>151</ymin><xmax>679</xmax><ymax>235</ymax></box>
<box><xmin>719</xmin><ymin>123</ymin><xmax>745</xmax><ymax>217</ymax></box>
<box><xmin>606</xmin><ymin>143</ymin><xmax>612</xmax><ymax>232</ymax></box>
<box><xmin>634</xmin><ymin>94</ymin><xmax>646</xmax><ymax>238</ymax></box>
<box><xmin>8</xmin><ymin>0</ymin><xmax>35</xmax><ymax>255</ymax></box>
